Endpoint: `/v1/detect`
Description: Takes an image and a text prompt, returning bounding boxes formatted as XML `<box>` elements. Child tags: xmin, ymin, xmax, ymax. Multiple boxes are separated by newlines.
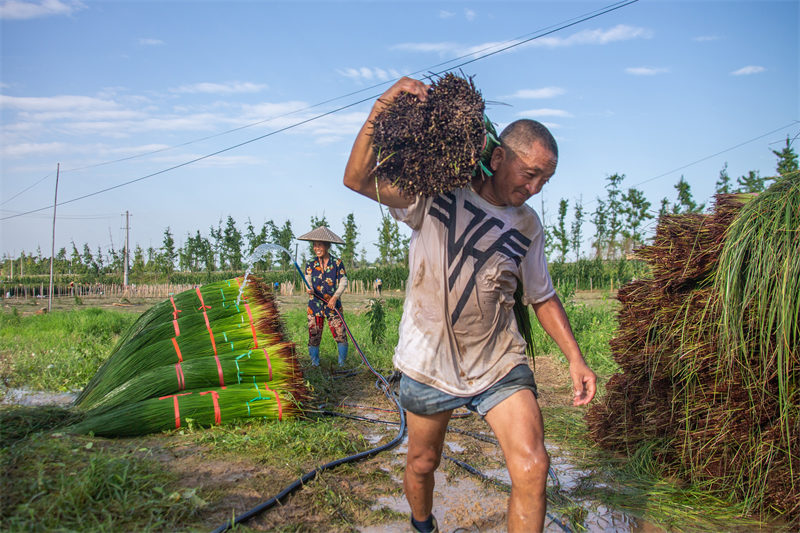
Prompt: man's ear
<box><xmin>490</xmin><ymin>145</ymin><xmax>505</xmax><ymax>172</ymax></box>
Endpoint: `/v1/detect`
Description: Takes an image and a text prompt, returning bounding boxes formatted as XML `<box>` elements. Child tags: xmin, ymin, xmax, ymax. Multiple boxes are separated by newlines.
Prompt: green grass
<box><xmin>529</xmin><ymin>291</ymin><xmax>619</xmax><ymax>375</ymax></box>
<box><xmin>0</xmin><ymin>307</ymin><xmax>136</xmax><ymax>392</ymax></box>
<box><xmin>0</xmin><ymin>432</ymin><xmax>204</xmax><ymax>532</ymax></box>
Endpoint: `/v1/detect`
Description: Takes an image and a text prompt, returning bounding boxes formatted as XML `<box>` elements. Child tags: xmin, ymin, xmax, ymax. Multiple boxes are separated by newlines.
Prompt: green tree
<box><xmin>620</xmin><ymin>187</ymin><xmax>653</xmax><ymax>253</ymax></box>
<box><xmin>736</xmin><ymin>170</ymin><xmax>767</xmax><ymax>193</ymax></box>
<box><xmin>70</xmin><ymin>241</ymin><xmax>83</xmax><ymax>274</ymax></box>
<box><xmin>715</xmin><ymin>162</ymin><xmax>732</xmax><ymax>194</ymax></box>
<box><xmin>341</xmin><ymin>213</ymin><xmax>359</xmax><ymax>268</ymax></box>
<box><xmin>81</xmin><ymin>244</ymin><xmax>94</xmax><ymax>273</ymax></box>
<box><xmin>221</xmin><ymin>216</ymin><xmax>243</xmax><ymax>270</ymax></box>
<box><xmin>131</xmin><ymin>245</ymin><xmax>146</xmax><ymax>277</ymax></box>
<box><xmin>772</xmin><ymin>136</ymin><xmax>798</xmax><ymax>178</ymax></box>
<box><xmin>160</xmin><ymin>227</ymin><xmax>177</xmax><ymax>277</ymax></box>
<box><xmin>209</xmin><ymin>220</ymin><xmax>223</xmax><ymax>270</ymax></box>
<box><xmin>570</xmin><ymin>198</ymin><xmax>584</xmax><ymax>261</ymax></box>
<box><xmin>591</xmin><ymin>199</ymin><xmax>608</xmax><ymax>259</ymax></box>
<box><xmin>604</xmin><ymin>173</ymin><xmax>625</xmax><ymax>259</ymax></box>
<box><xmin>658</xmin><ymin>197</ymin><xmax>671</xmax><ymax>218</ymax></box>
<box><xmin>672</xmin><ymin>175</ymin><xmax>704</xmax><ymax>213</ymax></box>
<box><xmin>377</xmin><ymin>214</ymin><xmax>405</xmax><ymax>265</ymax></box>
<box><xmin>271</xmin><ymin>220</ymin><xmax>294</xmax><ymax>271</ymax></box>
<box><xmin>551</xmin><ymin>198</ymin><xmax>569</xmax><ymax>262</ymax></box>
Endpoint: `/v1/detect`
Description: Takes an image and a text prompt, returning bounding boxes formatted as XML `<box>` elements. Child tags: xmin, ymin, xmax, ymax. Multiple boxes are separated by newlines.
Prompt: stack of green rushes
<box><xmin>83</xmin><ymin>344</ymin><xmax>298</xmax><ymax>417</ymax></box>
<box><xmin>74</xmin><ymin>276</ymin><xmax>309</xmax><ymax>433</ymax></box>
<box><xmin>69</xmin><ymin>380</ymin><xmax>301</xmax><ymax>437</ymax></box>
<box><xmin>76</xmin><ymin>278</ymin><xmax>247</xmax><ymax>406</ymax></box>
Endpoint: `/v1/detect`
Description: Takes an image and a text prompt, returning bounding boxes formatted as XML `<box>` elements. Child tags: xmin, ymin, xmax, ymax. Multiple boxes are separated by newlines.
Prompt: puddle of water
<box><xmin>1</xmin><ymin>388</ymin><xmax>76</xmax><ymax>407</ymax></box>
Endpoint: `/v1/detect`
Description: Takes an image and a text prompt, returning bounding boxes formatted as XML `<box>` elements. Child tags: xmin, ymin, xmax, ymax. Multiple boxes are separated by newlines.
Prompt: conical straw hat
<box><xmin>297</xmin><ymin>226</ymin><xmax>344</xmax><ymax>244</ymax></box>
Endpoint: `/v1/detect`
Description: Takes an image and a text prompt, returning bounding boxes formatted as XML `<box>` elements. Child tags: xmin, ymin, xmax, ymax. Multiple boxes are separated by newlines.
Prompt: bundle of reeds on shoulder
<box><xmin>371</xmin><ymin>72</ymin><xmax>498</xmax><ymax>197</ymax></box>
<box><xmin>587</xmin><ymin>177</ymin><xmax>800</xmax><ymax>524</ymax></box>
<box><xmin>70</xmin><ymin>276</ymin><xmax>309</xmax><ymax>436</ymax></box>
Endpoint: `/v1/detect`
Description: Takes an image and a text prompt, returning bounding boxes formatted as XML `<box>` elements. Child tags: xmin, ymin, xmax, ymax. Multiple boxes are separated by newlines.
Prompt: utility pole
<box><xmin>48</xmin><ymin>163</ymin><xmax>60</xmax><ymax>312</ymax></box>
<box><xmin>123</xmin><ymin>211</ymin><xmax>130</xmax><ymax>288</ymax></box>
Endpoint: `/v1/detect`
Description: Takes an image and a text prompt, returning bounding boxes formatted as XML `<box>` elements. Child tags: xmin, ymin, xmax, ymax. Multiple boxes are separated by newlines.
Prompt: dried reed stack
<box><xmin>71</xmin><ymin>276</ymin><xmax>309</xmax><ymax>436</ymax></box>
<box><xmin>371</xmin><ymin>73</ymin><xmax>497</xmax><ymax>197</ymax></box>
<box><xmin>587</xmin><ymin>178</ymin><xmax>799</xmax><ymax>523</ymax></box>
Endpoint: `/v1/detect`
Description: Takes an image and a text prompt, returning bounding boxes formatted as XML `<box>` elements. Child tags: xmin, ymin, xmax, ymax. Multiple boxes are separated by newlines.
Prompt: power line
<box><xmin>2</xmin><ymin>0</ymin><xmax>640</xmax><ymax>221</ymax></box>
<box><xmin>56</xmin><ymin>1</ymin><xmax>639</xmax><ymax>176</ymax></box>
<box><xmin>0</xmin><ymin>172</ymin><xmax>52</xmax><ymax>206</ymax></box>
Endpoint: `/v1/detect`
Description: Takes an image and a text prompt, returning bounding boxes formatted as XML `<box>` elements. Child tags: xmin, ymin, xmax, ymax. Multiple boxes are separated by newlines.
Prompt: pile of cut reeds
<box><xmin>70</xmin><ymin>276</ymin><xmax>309</xmax><ymax>436</ymax></box>
<box><xmin>371</xmin><ymin>72</ymin><xmax>498</xmax><ymax>197</ymax></box>
<box><xmin>587</xmin><ymin>177</ymin><xmax>799</xmax><ymax>524</ymax></box>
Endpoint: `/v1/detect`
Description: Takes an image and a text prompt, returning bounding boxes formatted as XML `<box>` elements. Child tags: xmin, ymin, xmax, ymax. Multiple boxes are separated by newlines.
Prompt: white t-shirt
<box><xmin>390</xmin><ymin>186</ymin><xmax>555</xmax><ymax>396</ymax></box>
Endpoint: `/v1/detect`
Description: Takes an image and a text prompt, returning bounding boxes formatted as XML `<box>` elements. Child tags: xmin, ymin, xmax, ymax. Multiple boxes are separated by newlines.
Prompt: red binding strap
<box><xmin>171</xmin><ymin>337</ymin><xmax>183</xmax><ymax>362</ymax></box>
<box><xmin>262</xmin><ymin>348</ymin><xmax>273</xmax><ymax>381</ymax></box>
<box><xmin>159</xmin><ymin>392</ymin><xmax>192</xmax><ymax>428</ymax></box>
<box><xmin>170</xmin><ymin>296</ymin><xmax>182</xmax><ymax>336</ymax></box>
<box><xmin>264</xmin><ymin>384</ymin><xmax>282</xmax><ymax>421</ymax></box>
<box><xmin>200</xmin><ymin>390</ymin><xmax>222</xmax><ymax>425</ymax></box>
<box><xmin>196</xmin><ymin>287</ymin><xmax>217</xmax><ymax>355</ymax></box>
<box><xmin>214</xmin><ymin>354</ymin><xmax>224</xmax><ymax>386</ymax></box>
<box><xmin>245</xmin><ymin>303</ymin><xmax>258</xmax><ymax>348</ymax></box>
<box><xmin>175</xmin><ymin>362</ymin><xmax>185</xmax><ymax>390</ymax></box>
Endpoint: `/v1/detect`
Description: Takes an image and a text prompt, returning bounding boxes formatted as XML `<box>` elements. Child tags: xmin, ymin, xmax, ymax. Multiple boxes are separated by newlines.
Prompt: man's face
<box><xmin>490</xmin><ymin>141</ymin><xmax>557</xmax><ymax>207</ymax></box>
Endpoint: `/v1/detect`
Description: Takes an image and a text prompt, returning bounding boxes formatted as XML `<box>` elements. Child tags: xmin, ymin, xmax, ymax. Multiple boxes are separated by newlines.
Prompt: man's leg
<box><xmin>483</xmin><ymin>389</ymin><xmax>549</xmax><ymax>533</ymax></box>
<box><xmin>404</xmin><ymin>409</ymin><xmax>452</xmax><ymax>526</ymax></box>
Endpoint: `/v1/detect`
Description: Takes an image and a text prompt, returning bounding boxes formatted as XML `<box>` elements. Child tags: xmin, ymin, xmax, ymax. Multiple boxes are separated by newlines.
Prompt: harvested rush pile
<box><xmin>371</xmin><ymin>73</ymin><xmax>497</xmax><ymax>197</ymax></box>
<box><xmin>70</xmin><ymin>277</ymin><xmax>308</xmax><ymax>436</ymax></box>
<box><xmin>587</xmin><ymin>177</ymin><xmax>799</xmax><ymax>524</ymax></box>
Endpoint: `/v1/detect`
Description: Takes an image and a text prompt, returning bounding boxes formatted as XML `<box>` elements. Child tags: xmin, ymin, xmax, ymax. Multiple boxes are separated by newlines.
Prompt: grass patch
<box><xmin>0</xmin><ymin>307</ymin><xmax>136</xmax><ymax>392</ymax></box>
<box><xmin>0</xmin><ymin>431</ymin><xmax>204</xmax><ymax>532</ymax></box>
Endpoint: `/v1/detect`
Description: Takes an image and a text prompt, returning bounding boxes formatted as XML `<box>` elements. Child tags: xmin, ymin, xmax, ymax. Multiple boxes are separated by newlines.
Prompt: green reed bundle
<box><xmin>84</xmin><ymin>344</ymin><xmax>299</xmax><ymax>416</ymax></box>
<box><xmin>69</xmin><ymin>380</ymin><xmax>302</xmax><ymax>437</ymax></box>
<box><xmin>76</xmin><ymin>279</ymin><xmax>254</xmax><ymax>404</ymax></box>
<box><xmin>72</xmin><ymin>276</ymin><xmax>309</xmax><ymax>437</ymax></box>
<box><xmin>75</xmin><ymin>277</ymin><xmax>293</xmax><ymax>410</ymax></box>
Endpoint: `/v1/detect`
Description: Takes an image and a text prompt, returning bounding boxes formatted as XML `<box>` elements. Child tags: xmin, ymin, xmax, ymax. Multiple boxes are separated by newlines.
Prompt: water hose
<box><xmin>211</xmin><ymin>251</ymin><xmax>405</xmax><ymax>533</ymax></box>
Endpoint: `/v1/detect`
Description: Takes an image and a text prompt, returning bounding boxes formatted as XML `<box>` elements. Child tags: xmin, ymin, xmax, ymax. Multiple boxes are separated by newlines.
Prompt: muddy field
<box><xmin>1</xmin><ymin>290</ymin><xmax>672</xmax><ymax>532</ymax></box>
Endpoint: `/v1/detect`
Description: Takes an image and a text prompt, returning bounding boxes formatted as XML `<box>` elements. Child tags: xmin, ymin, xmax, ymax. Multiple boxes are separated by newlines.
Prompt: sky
<box><xmin>1</xmin><ymin>0</ymin><xmax>798</xmax><ymax>264</ymax></box>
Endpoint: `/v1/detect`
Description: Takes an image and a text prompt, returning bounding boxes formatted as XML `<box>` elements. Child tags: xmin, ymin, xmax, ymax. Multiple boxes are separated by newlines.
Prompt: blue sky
<box><xmin>1</xmin><ymin>0</ymin><xmax>797</xmax><ymax>263</ymax></box>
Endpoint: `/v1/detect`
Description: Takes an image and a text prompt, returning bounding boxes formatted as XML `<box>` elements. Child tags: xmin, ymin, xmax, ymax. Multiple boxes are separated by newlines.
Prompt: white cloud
<box><xmin>530</xmin><ymin>24</ymin><xmax>652</xmax><ymax>48</ymax></box>
<box><xmin>693</xmin><ymin>35</ymin><xmax>719</xmax><ymax>42</ymax></box>
<box><xmin>393</xmin><ymin>25</ymin><xmax>651</xmax><ymax>59</ymax></box>
<box><xmin>337</xmin><ymin>67</ymin><xmax>401</xmax><ymax>82</ymax></box>
<box><xmin>507</xmin><ymin>87</ymin><xmax>565</xmax><ymax>99</ymax></box>
<box><xmin>170</xmin><ymin>81</ymin><xmax>267</xmax><ymax>94</ymax></box>
<box><xmin>0</xmin><ymin>0</ymin><xmax>85</xmax><ymax>20</ymax></box>
<box><xmin>731</xmin><ymin>65</ymin><xmax>765</xmax><ymax>76</ymax></box>
<box><xmin>0</xmin><ymin>94</ymin><xmax>119</xmax><ymax>112</ymax></box>
<box><xmin>625</xmin><ymin>66</ymin><xmax>669</xmax><ymax>76</ymax></box>
<box><xmin>518</xmin><ymin>108</ymin><xmax>573</xmax><ymax>118</ymax></box>
<box><xmin>464</xmin><ymin>8</ymin><xmax>475</xmax><ymax>21</ymax></box>
<box><xmin>138</xmin><ymin>38</ymin><xmax>164</xmax><ymax>46</ymax></box>
<box><xmin>439</xmin><ymin>9</ymin><xmax>454</xmax><ymax>19</ymax></box>
<box><xmin>1</xmin><ymin>141</ymin><xmax>68</xmax><ymax>158</ymax></box>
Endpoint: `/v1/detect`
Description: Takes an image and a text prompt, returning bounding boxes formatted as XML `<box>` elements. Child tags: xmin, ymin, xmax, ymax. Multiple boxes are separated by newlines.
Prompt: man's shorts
<box><xmin>398</xmin><ymin>363</ymin><xmax>538</xmax><ymax>417</ymax></box>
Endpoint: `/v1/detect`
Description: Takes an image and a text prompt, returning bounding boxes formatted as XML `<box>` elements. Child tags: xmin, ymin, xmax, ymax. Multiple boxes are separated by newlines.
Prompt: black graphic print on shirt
<box><xmin>429</xmin><ymin>193</ymin><xmax>531</xmax><ymax>324</ymax></box>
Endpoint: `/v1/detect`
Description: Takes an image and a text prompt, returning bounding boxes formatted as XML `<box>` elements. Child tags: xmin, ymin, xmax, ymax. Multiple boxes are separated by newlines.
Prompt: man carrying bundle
<box><xmin>343</xmin><ymin>77</ymin><xmax>596</xmax><ymax>533</ymax></box>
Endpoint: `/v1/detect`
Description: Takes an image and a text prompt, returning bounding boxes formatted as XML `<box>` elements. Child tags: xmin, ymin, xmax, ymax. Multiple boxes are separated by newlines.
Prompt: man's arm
<box><xmin>343</xmin><ymin>77</ymin><xmax>429</xmax><ymax>208</ymax></box>
<box><xmin>531</xmin><ymin>294</ymin><xmax>597</xmax><ymax>406</ymax></box>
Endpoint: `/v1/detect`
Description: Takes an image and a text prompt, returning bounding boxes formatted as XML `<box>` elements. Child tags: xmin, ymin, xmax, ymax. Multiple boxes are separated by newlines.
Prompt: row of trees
<box><xmin>4</xmin><ymin>139</ymin><xmax>796</xmax><ymax>281</ymax></box>
<box><xmin>545</xmin><ymin>137</ymin><xmax>798</xmax><ymax>262</ymax></box>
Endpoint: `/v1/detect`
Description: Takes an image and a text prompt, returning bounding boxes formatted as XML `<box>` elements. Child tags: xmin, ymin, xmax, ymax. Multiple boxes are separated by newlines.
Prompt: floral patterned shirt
<box><xmin>305</xmin><ymin>256</ymin><xmax>346</xmax><ymax>317</ymax></box>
